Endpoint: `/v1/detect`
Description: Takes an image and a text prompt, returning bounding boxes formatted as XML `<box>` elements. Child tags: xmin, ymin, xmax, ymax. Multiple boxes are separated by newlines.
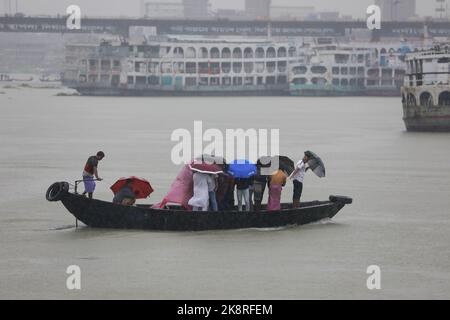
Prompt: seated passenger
<box><xmin>113</xmin><ymin>179</ymin><xmax>136</xmax><ymax>206</ymax></box>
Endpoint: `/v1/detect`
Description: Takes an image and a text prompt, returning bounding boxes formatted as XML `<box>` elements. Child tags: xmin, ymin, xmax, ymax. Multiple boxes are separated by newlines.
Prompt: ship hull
<box><xmin>402</xmin><ymin>103</ymin><xmax>450</xmax><ymax>132</ymax></box>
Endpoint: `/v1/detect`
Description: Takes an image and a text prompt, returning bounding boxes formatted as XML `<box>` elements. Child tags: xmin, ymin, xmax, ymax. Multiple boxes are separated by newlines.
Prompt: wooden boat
<box><xmin>46</xmin><ymin>181</ymin><xmax>352</xmax><ymax>231</ymax></box>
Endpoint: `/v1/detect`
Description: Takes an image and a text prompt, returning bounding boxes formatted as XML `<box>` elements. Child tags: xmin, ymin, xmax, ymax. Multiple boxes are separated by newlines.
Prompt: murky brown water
<box><xmin>1</xmin><ymin>87</ymin><xmax>449</xmax><ymax>299</ymax></box>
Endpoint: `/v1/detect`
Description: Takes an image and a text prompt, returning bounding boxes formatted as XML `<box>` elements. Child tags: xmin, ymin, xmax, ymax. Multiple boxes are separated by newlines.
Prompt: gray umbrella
<box><xmin>305</xmin><ymin>151</ymin><xmax>326</xmax><ymax>178</ymax></box>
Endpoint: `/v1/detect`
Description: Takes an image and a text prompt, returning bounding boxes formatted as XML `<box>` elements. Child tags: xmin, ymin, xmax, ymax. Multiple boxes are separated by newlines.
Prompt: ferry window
<box><xmin>332</xmin><ymin>67</ymin><xmax>339</xmax><ymax>75</ymax></box>
<box><xmin>293</xmin><ymin>66</ymin><xmax>307</xmax><ymax>74</ymax></box>
<box><xmin>173</xmin><ymin>62</ymin><xmax>184</xmax><ymax>74</ymax></box>
<box><xmin>210</xmin><ymin>48</ymin><xmax>220</xmax><ymax>59</ymax></box>
<box><xmin>185</xmin><ymin>77</ymin><xmax>197</xmax><ymax>86</ymax></box>
<box><xmin>161</xmin><ymin>62</ymin><xmax>172</xmax><ymax>73</ymax></box>
<box><xmin>89</xmin><ymin>60</ymin><xmax>98</xmax><ymax>71</ymax></box>
<box><xmin>340</xmin><ymin>79</ymin><xmax>348</xmax><ymax>86</ymax></box>
<box><xmin>335</xmin><ymin>54</ymin><xmax>349</xmax><ymax>64</ymax></box>
<box><xmin>135</xmin><ymin>62</ymin><xmax>146</xmax><ymax>73</ymax></box>
<box><xmin>186</xmin><ymin>62</ymin><xmax>197</xmax><ymax>74</ymax></box>
<box><xmin>233</xmin><ymin>62</ymin><xmax>242</xmax><ymax>73</ymax></box>
<box><xmin>199</xmin><ymin>63</ymin><xmax>209</xmax><ymax>74</ymax></box>
<box><xmin>222</xmin><ymin>77</ymin><xmax>231</xmax><ymax>86</ymax></box>
<box><xmin>244</xmin><ymin>62</ymin><xmax>254</xmax><ymax>73</ymax></box>
<box><xmin>233</xmin><ymin>77</ymin><xmax>243</xmax><ymax>85</ymax></box>
<box><xmin>277</xmin><ymin>61</ymin><xmax>287</xmax><ymax>73</ymax></box>
<box><xmin>222</xmin><ymin>48</ymin><xmax>231</xmax><ymax>59</ymax></box>
<box><xmin>357</xmin><ymin>78</ymin><xmax>365</xmax><ymax>87</ymax></box>
<box><xmin>210</xmin><ymin>63</ymin><xmax>220</xmax><ymax>74</ymax></box>
<box><xmin>341</xmin><ymin>67</ymin><xmax>348</xmax><ymax>75</ymax></box>
<box><xmin>277</xmin><ymin>47</ymin><xmax>287</xmax><ymax>58</ymax></box>
<box><xmin>113</xmin><ymin>60</ymin><xmax>120</xmax><ymax>69</ymax></box>
<box><xmin>257</xmin><ymin>76</ymin><xmax>264</xmax><ymax>85</ymax></box>
<box><xmin>266</xmin><ymin>62</ymin><xmax>276</xmax><ymax>73</ymax></box>
<box><xmin>127</xmin><ymin>76</ymin><xmax>134</xmax><ymax>85</ymax></box>
<box><xmin>174</xmin><ymin>47</ymin><xmax>184</xmax><ymax>58</ymax></box>
<box><xmin>200</xmin><ymin>47</ymin><xmax>208</xmax><ymax>59</ymax></box>
<box><xmin>136</xmin><ymin>76</ymin><xmax>147</xmax><ymax>84</ymax></box>
<box><xmin>244</xmin><ymin>48</ymin><xmax>253</xmax><ymax>59</ymax></box>
<box><xmin>244</xmin><ymin>77</ymin><xmax>254</xmax><ymax>85</ymax></box>
<box><xmin>162</xmin><ymin>76</ymin><xmax>172</xmax><ymax>86</ymax></box>
<box><xmin>79</xmin><ymin>75</ymin><xmax>87</xmax><ymax>83</ymax></box>
<box><xmin>349</xmin><ymin>78</ymin><xmax>356</xmax><ymax>86</ymax></box>
<box><xmin>312</xmin><ymin>77</ymin><xmax>327</xmax><ymax>85</ymax></box>
<box><xmin>407</xmin><ymin>93</ymin><xmax>416</xmax><ymax>106</ymax></box>
<box><xmin>293</xmin><ymin>78</ymin><xmax>307</xmax><ymax>85</ymax></box>
<box><xmin>111</xmin><ymin>75</ymin><xmax>120</xmax><ymax>86</ymax></box>
<box><xmin>210</xmin><ymin>77</ymin><xmax>220</xmax><ymax>85</ymax></box>
<box><xmin>88</xmin><ymin>75</ymin><xmax>98</xmax><ymax>83</ymax></box>
<box><xmin>100</xmin><ymin>75</ymin><xmax>110</xmax><ymax>83</ymax></box>
<box><xmin>233</xmin><ymin>48</ymin><xmax>242</xmax><ymax>59</ymax></box>
<box><xmin>148</xmin><ymin>76</ymin><xmax>160</xmax><ymax>85</ymax></box>
<box><xmin>420</xmin><ymin>92</ymin><xmax>433</xmax><ymax>107</ymax></box>
<box><xmin>350</xmin><ymin>67</ymin><xmax>356</xmax><ymax>75</ymax></box>
<box><xmin>358</xmin><ymin>67</ymin><xmax>364</xmax><ymax>75</ymax></box>
<box><xmin>357</xmin><ymin>54</ymin><xmax>364</xmax><ymax>63</ymax></box>
<box><xmin>199</xmin><ymin>77</ymin><xmax>208</xmax><ymax>86</ymax></box>
<box><xmin>266</xmin><ymin>76</ymin><xmax>276</xmax><ymax>85</ymax></box>
<box><xmin>288</xmin><ymin>47</ymin><xmax>296</xmax><ymax>57</ymax></box>
<box><xmin>221</xmin><ymin>62</ymin><xmax>231</xmax><ymax>74</ymax></box>
<box><xmin>255</xmin><ymin>48</ymin><xmax>265</xmax><ymax>59</ymax></box>
<box><xmin>266</xmin><ymin>47</ymin><xmax>276</xmax><ymax>58</ymax></box>
<box><xmin>255</xmin><ymin>62</ymin><xmax>265</xmax><ymax>73</ymax></box>
<box><xmin>277</xmin><ymin>76</ymin><xmax>287</xmax><ymax>84</ymax></box>
<box><xmin>186</xmin><ymin>47</ymin><xmax>196</xmax><ymax>59</ymax></box>
<box><xmin>311</xmin><ymin>66</ymin><xmax>327</xmax><ymax>74</ymax></box>
<box><xmin>149</xmin><ymin>62</ymin><xmax>159</xmax><ymax>73</ymax></box>
<box><xmin>101</xmin><ymin>60</ymin><xmax>111</xmax><ymax>71</ymax></box>
<box><xmin>332</xmin><ymin>78</ymin><xmax>339</xmax><ymax>86</ymax></box>
<box><xmin>438</xmin><ymin>91</ymin><xmax>450</xmax><ymax>105</ymax></box>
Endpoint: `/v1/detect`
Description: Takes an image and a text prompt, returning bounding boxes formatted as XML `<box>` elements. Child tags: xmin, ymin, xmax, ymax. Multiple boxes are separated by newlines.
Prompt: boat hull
<box><xmin>59</xmin><ymin>192</ymin><xmax>350</xmax><ymax>231</ymax></box>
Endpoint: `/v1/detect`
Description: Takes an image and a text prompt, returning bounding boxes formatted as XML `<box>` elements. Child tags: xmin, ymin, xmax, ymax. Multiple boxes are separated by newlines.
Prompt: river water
<box><xmin>0</xmin><ymin>87</ymin><xmax>449</xmax><ymax>299</ymax></box>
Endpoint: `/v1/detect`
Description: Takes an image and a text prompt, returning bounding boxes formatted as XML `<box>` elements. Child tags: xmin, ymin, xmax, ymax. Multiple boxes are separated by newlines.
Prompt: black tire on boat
<box><xmin>46</xmin><ymin>182</ymin><xmax>69</xmax><ymax>202</ymax></box>
<box><xmin>329</xmin><ymin>195</ymin><xmax>353</xmax><ymax>204</ymax></box>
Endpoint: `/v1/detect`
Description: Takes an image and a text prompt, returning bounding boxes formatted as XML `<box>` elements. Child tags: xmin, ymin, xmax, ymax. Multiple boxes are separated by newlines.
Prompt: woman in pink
<box><xmin>267</xmin><ymin>169</ymin><xmax>287</xmax><ymax>211</ymax></box>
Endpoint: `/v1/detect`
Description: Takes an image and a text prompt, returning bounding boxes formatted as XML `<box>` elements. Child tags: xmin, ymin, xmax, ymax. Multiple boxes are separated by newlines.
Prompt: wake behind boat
<box><xmin>46</xmin><ymin>181</ymin><xmax>352</xmax><ymax>231</ymax></box>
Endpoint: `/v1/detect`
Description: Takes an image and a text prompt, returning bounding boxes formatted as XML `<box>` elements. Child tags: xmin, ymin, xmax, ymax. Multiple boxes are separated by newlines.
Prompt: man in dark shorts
<box><xmin>82</xmin><ymin>151</ymin><xmax>105</xmax><ymax>199</ymax></box>
<box><xmin>289</xmin><ymin>152</ymin><xmax>310</xmax><ymax>208</ymax></box>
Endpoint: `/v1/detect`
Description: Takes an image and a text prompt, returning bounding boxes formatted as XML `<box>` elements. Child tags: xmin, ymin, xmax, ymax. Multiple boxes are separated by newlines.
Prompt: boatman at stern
<box><xmin>82</xmin><ymin>151</ymin><xmax>105</xmax><ymax>199</ymax></box>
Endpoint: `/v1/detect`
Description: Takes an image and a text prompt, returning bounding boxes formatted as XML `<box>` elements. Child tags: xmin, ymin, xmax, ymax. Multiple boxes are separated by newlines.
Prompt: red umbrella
<box><xmin>189</xmin><ymin>160</ymin><xmax>223</xmax><ymax>174</ymax></box>
<box><xmin>110</xmin><ymin>176</ymin><xmax>154</xmax><ymax>199</ymax></box>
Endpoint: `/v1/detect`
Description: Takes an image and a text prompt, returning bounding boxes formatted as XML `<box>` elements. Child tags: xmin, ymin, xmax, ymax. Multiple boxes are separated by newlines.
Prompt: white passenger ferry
<box><xmin>289</xmin><ymin>39</ymin><xmax>409</xmax><ymax>96</ymax></box>
<box><xmin>401</xmin><ymin>45</ymin><xmax>450</xmax><ymax>131</ymax></box>
<box><xmin>63</xmin><ymin>37</ymin><xmax>300</xmax><ymax>96</ymax></box>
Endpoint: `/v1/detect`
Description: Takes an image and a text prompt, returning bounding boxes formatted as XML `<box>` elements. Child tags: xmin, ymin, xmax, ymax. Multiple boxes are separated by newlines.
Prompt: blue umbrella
<box><xmin>228</xmin><ymin>160</ymin><xmax>257</xmax><ymax>178</ymax></box>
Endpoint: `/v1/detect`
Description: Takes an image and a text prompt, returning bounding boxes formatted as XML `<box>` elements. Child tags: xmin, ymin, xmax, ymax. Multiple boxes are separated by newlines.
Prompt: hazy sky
<box><xmin>0</xmin><ymin>0</ymin><xmax>435</xmax><ymax>19</ymax></box>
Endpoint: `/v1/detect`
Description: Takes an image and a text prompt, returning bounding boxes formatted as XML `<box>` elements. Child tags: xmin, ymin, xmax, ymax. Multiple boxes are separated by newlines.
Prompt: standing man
<box><xmin>82</xmin><ymin>151</ymin><xmax>105</xmax><ymax>199</ymax></box>
<box><xmin>289</xmin><ymin>152</ymin><xmax>310</xmax><ymax>208</ymax></box>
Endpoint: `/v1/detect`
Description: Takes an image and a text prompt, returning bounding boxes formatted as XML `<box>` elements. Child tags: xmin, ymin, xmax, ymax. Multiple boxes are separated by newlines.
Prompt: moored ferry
<box><xmin>289</xmin><ymin>40</ymin><xmax>409</xmax><ymax>97</ymax></box>
<box><xmin>63</xmin><ymin>37</ymin><xmax>299</xmax><ymax>96</ymax></box>
<box><xmin>401</xmin><ymin>45</ymin><xmax>450</xmax><ymax>132</ymax></box>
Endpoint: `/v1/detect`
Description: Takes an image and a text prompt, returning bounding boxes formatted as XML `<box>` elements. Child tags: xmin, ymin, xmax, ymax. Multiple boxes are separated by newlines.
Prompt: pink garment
<box><xmin>267</xmin><ymin>184</ymin><xmax>282</xmax><ymax>211</ymax></box>
<box><xmin>152</xmin><ymin>165</ymin><xmax>193</xmax><ymax>210</ymax></box>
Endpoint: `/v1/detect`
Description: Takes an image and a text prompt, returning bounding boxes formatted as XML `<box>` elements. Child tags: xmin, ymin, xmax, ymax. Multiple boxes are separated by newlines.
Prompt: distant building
<box><xmin>245</xmin><ymin>0</ymin><xmax>271</xmax><ymax>19</ymax></box>
<box><xmin>143</xmin><ymin>1</ymin><xmax>183</xmax><ymax>18</ymax></box>
<box><xmin>183</xmin><ymin>0</ymin><xmax>210</xmax><ymax>19</ymax></box>
<box><xmin>375</xmin><ymin>0</ymin><xmax>416</xmax><ymax>21</ymax></box>
<box><xmin>215</xmin><ymin>9</ymin><xmax>246</xmax><ymax>20</ymax></box>
<box><xmin>270</xmin><ymin>6</ymin><xmax>315</xmax><ymax>20</ymax></box>
<box><xmin>318</xmin><ymin>11</ymin><xmax>340</xmax><ymax>20</ymax></box>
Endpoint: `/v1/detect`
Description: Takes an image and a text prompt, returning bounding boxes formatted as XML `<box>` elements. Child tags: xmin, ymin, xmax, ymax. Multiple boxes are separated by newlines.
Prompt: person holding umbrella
<box><xmin>228</xmin><ymin>160</ymin><xmax>256</xmax><ymax>212</ymax></box>
<box><xmin>110</xmin><ymin>176</ymin><xmax>154</xmax><ymax>206</ymax></box>
<box><xmin>289</xmin><ymin>152</ymin><xmax>311</xmax><ymax>208</ymax></box>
